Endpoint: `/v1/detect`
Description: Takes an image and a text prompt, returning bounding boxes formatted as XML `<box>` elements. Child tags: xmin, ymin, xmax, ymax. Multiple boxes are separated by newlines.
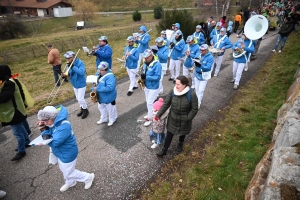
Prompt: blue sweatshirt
<box><xmin>93</xmin><ymin>44</ymin><xmax>113</xmax><ymax>70</ymax></box>
<box><xmin>96</xmin><ymin>70</ymin><xmax>117</xmax><ymax>104</ymax></box>
<box><xmin>193</xmin><ymin>32</ymin><xmax>206</xmax><ymax>45</ymax></box>
<box><xmin>194</xmin><ymin>52</ymin><xmax>214</xmax><ymax>81</ymax></box>
<box><xmin>211</xmin><ymin>34</ymin><xmax>233</xmax><ymax>56</ymax></box>
<box><xmin>157</xmin><ymin>45</ymin><xmax>169</xmax><ymax>64</ymax></box>
<box><xmin>143</xmin><ymin>59</ymin><xmax>162</xmax><ymax>89</ymax></box>
<box><xmin>183</xmin><ymin>43</ymin><xmax>200</xmax><ymax>68</ymax></box>
<box><xmin>135</xmin><ymin>26</ymin><xmax>150</xmax><ymax>53</ymax></box>
<box><xmin>124</xmin><ymin>45</ymin><xmax>139</xmax><ymax>69</ymax></box>
<box><xmin>232</xmin><ymin>39</ymin><xmax>254</xmax><ymax>63</ymax></box>
<box><xmin>170</xmin><ymin>38</ymin><xmax>185</xmax><ymax>60</ymax></box>
<box><xmin>41</xmin><ymin>105</ymin><xmax>78</xmax><ymax>163</ymax></box>
<box><xmin>68</xmin><ymin>58</ymin><xmax>86</xmax><ymax>89</ymax></box>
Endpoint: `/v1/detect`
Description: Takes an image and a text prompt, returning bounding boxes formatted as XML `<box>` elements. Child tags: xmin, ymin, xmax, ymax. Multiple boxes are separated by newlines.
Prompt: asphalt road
<box><xmin>0</xmin><ymin>33</ymin><xmax>278</xmax><ymax>200</ymax></box>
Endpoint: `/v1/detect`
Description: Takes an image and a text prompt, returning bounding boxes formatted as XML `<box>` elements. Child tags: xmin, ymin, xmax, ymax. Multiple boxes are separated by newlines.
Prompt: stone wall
<box><xmin>245</xmin><ymin>62</ymin><xmax>300</xmax><ymax>200</ymax></box>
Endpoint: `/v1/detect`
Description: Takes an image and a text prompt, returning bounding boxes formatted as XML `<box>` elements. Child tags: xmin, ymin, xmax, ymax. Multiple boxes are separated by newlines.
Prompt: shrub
<box><xmin>156</xmin><ymin>9</ymin><xmax>198</xmax><ymax>39</ymax></box>
<box><xmin>154</xmin><ymin>5</ymin><xmax>163</xmax><ymax>19</ymax></box>
<box><xmin>132</xmin><ymin>10</ymin><xmax>142</xmax><ymax>22</ymax></box>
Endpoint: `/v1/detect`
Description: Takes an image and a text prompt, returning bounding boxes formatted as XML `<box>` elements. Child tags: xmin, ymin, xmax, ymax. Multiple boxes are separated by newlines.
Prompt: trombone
<box><xmin>47</xmin><ymin>49</ymin><xmax>80</xmax><ymax>105</ymax></box>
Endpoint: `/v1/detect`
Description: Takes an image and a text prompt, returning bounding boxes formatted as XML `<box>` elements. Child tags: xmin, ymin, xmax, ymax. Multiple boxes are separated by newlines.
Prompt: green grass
<box><xmin>140</xmin><ymin>34</ymin><xmax>300</xmax><ymax>199</ymax></box>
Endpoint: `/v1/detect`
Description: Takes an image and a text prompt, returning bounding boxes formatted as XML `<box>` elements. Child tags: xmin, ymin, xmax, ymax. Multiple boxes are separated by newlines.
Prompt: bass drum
<box><xmin>166</xmin><ymin>29</ymin><xmax>175</xmax><ymax>42</ymax></box>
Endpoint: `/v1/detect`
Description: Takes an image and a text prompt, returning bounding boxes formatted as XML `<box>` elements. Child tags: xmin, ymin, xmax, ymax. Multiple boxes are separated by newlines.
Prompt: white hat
<box><xmin>38</xmin><ymin>106</ymin><xmax>58</xmax><ymax>120</ymax></box>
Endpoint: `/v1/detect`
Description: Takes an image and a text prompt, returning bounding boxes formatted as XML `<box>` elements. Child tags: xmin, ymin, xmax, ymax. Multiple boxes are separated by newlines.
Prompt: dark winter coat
<box><xmin>278</xmin><ymin>21</ymin><xmax>294</xmax><ymax>37</ymax></box>
<box><xmin>156</xmin><ymin>86</ymin><xmax>198</xmax><ymax>136</ymax></box>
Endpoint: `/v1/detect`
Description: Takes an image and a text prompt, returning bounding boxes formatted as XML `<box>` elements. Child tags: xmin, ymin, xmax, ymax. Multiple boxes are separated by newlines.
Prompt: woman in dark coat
<box><xmin>155</xmin><ymin>76</ymin><xmax>198</xmax><ymax>157</ymax></box>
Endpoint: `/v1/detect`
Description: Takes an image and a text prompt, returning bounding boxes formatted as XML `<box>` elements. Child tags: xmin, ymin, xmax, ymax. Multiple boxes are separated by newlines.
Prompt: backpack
<box><xmin>171</xmin><ymin>88</ymin><xmax>193</xmax><ymax>103</ymax></box>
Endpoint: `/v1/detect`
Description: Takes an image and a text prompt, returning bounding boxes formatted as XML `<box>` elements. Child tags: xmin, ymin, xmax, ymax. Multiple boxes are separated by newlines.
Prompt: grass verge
<box><xmin>140</xmin><ymin>33</ymin><xmax>300</xmax><ymax>200</ymax></box>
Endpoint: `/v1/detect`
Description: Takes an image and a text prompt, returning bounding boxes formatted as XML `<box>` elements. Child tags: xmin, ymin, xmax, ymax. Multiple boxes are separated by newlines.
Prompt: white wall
<box><xmin>53</xmin><ymin>7</ymin><xmax>72</xmax><ymax>17</ymax></box>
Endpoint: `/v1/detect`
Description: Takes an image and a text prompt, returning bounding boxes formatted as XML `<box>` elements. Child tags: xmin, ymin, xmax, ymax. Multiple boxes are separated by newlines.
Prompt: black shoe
<box><xmin>63</xmin><ymin>78</ymin><xmax>68</xmax><ymax>83</ymax></box>
<box><xmin>127</xmin><ymin>91</ymin><xmax>133</xmax><ymax>96</ymax></box>
<box><xmin>11</xmin><ymin>152</ymin><xmax>26</xmax><ymax>161</ymax></box>
<box><xmin>156</xmin><ymin>148</ymin><xmax>167</xmax><ymax>157</ymax></box>
<box><xmin>81</xmin><ymin>109</ymin><xmax>89</xmax><ymax>119</ymax></box>
<box><xmin>176</xmin><ymin>142</ymin><xmax>183</xmax><ymax>153</ymax></box>
<box><xmin>173</xmin><ymin>80</ymin><xmax>176</xmax><ymax>84</ymax></box>
<box><xmin>133</xmin><ymin>87</ymin><xmax>138</xmax><ymax>90</ymax></box>
<box><xmin>77</xmin><ymin>108</ymin><xmax>83</xmax><ymax>117</ymax></box>
<box><xmin>168</xmin><ymin>78</ymin><xmax>174</xmax><ymax>81</ymax></box>
<box><xmin>15</xmin><ymin>144</ymin><xmax>31</xmax><ymax>151</ymax></box>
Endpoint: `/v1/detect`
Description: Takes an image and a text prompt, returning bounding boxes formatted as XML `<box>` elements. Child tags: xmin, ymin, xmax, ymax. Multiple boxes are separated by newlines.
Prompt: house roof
<box><xmin>0</xmin><ymin>0</ymin><xmax>72</xmax><ymax>9</ymax></box>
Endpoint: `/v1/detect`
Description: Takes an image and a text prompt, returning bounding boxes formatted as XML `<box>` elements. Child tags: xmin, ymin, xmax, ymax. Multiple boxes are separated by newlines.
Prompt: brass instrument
<box><xmin>232</xmin><ymin>47</ymin><xmax>246</xmax><ymax>58</ymax></box>
<box><xmin>135</xmin><ymin>29</ymin><xmax>152</xmax><ymax>41</ymax></box>
<box><xmin>178</xmin><ymin>46</ymin><xmax>190</xmax><ymax>64</ymax></box>
<box><xmin>208</xmin><ymin>46</ymin><xmax>224</xmax><ymax>56</ymax></box>
<box><xmin>136</xmin><ymin>61</ymin><xmax>145</xmax><ymax>90</ymax></box>
<box><xmin>87</xmin><ymin>45</ymin><xmax>100</xmax><ymax>57</ymax></box>
<box><xmin>190</xmin><ymin>56</ymin><xmax>202</xmax><ymax>72</ymax></box>
<box><xmin>117</xmin><ymin>57</ymin><xmax>126</xmax><ymax>68</ymax></box>
<box><xmin>47</xmin><ymin>49</ymin><xmax>80</xmax><ymax>105</ymax></box>
<box><xmin>90</xmin><ymin>91</ymin><xmax>98</xmax><ymax>103</ymax></box>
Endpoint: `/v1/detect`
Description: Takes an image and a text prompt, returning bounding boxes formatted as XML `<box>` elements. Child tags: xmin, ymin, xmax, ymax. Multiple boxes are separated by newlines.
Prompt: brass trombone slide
<box><xmin>47</xmin><ymin>49</ymin><xmax>80</xmax><ymax>105</ymax></box>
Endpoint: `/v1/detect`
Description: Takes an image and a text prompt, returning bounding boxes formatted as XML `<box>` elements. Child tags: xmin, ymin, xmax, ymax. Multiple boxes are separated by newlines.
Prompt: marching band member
<box><xmin>210</xmin><ymin>27</ymin><xmax>232</xmax><ymax>76</ymax></box>
<box><xmin>183</xmin><ymin>35</ymin><xmax>200</xmax><ymax>88</ymax></box>
<box><xmin>140</xmin><ymin>49</ymin><xmax>162</xmax><ymax>127</ymax></box>
<box><xmin>95</xmin><ymin>62</ymin><xmax>118</xmax><ymax>126</ymax></box>
<box><xmin>153</xmin><ymin>37</ymin><xmax>169</xmax><ymax>94</ymax></box>
<box><xmin>169</xmin><ymin>30</ymin><xmax>185</xmax><ymax>83</ymax></box>
<box><xmin>63</xmin><ymin>51</ymin><xmax>89</xmax><ymax>119</ymax></box>
<box><xmin>209</xmin><ymin>22</ymin><xmax>222</xmax><ymax>42</ymax></box>
<box><xmin>135</xmin><ymin>25</ymin><xmax>150</xmax><ymax>70</ymax></box>
<box><xmin>122</xmin><ymin>36</ymin><xmax>139</xmax><ymax>96</ymax></box>
<box><xmin>193</xmin><ymin>25</ymin><xmax>206</xmax><ymax>46</ymax></box>
<box><xmin>193</xmin><ymin>44</ymin><xmax>214</xmax><ymax>109</ymax></box>
<box><xmin>37</xmin><ymin>105</ymin><xmax>94</xmax><ymax>192</ymax></box>
<box><xmin>92</xmin><ymin>36</ymin><xmax>113</xmax><ymax>71</ymax></box>
<box><xmin>231</xmin><ymin>34</ymin><xmax>254</xmax><ymax>90</ymax></box>
<box><xmin>160</xmin><ymin>30</ymin><xmax>170</xmax><ymax>47</ymax></box>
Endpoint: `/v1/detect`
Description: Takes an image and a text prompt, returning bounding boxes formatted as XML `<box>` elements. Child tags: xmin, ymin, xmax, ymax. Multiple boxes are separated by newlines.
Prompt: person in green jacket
<box><xmin>154</xmin><ymin>75</ymin><xmax>198</xmax><ymax>157</ymax></box>
<box><xmin>0</xmin><ymin>65</ymin><xmax>31</xmax><ymax>161</ymax></box>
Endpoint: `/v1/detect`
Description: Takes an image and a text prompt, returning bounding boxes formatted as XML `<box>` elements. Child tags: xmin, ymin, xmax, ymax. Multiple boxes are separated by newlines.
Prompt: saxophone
<box><xmin>90</xmin><ymin>83</ymin><xmax>98</xmax><ymax>103</ymax></box>
<box><xmin>136</xmin><ymin>61</ymin><xmax>145</xmax><ymax>90</ymax></box>
<box><xmin>190</xmin><ymin>55</ymin><xmax>202</xmax><ymax>72</ymax></box>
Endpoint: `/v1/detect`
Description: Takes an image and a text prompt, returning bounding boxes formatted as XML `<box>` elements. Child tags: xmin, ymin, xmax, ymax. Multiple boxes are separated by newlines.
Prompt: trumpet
<box><xmin>117</xmin><ymin>56</ymin><xmax>127</xmax><ymax>68</ymax></box>
<box><xmin>135</xmin><ymin>29</ymin><xmax>152</xmax><ymax>41</ymax></box>
<box><xmin>47</xmin><ymin>49</ymin><xmax>80</xmax><ymax>105</ymax></box>
<box><xmin>87</xmin><ymin>45</ymin><xmax>100</xmax><ymax>57</ymax></box>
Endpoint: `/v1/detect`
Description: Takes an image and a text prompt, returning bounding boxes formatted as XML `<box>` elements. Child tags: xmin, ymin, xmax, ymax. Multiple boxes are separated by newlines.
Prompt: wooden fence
<box><xmin>0</xmin><ymin>23</ymin><xmax>156</xmax><ymax>64</ymax></box>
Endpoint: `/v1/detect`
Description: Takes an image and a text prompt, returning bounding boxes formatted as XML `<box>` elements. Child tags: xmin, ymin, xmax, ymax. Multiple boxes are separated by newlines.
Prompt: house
<box><xmin>0</xmin><ymin>0</ymin><xmax>73</xmax><ymax>17</ymax></box>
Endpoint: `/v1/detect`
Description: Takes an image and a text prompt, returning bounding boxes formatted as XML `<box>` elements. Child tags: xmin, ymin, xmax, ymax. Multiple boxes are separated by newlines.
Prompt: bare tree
<box><xmin>73</xmin><ymin>0</ymin><xmax>97</xmax><ymax>27</ymax></box>
<box><xmin>28</xmin><ymin>17</ymin><xmax>43</xmax><ymax>36</ymax></box>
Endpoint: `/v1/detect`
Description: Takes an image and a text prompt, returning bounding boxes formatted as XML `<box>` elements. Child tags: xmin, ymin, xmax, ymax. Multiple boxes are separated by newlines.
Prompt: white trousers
<box><xmin>169</xmin><ymin>59</ymin><xmax>181</xmax><ymax>80</ymax></box>
<box><xmin>73</xmin><ymin>87</ymin><xmax>87</xmax><ymax>109</ymax></box>
<box><xmin>158</xmin><ymin>63</ymin><xmax>167</xmax><ymax>94</ymax></box>
<box><xmin>182</xmin><ymin>65</ymin><xmax>195</xmax><ymax>87</ymax></box>
<box><xmin>58</xmin><ymin>158</ymin><xmax>91</xmax><ymax>186</ymax></box>
<box><xmin>126</xmin><ymin>68</ymin><xmax>138</xmax><ymax>92</ymax></box>
<box><xmin>232</xmin><ymin>61</ymin><xmax>245</xmax><ymax>85</ymax></box>
<box><xmin>194</xmin><ymin>78</ymin><xmax>208</xmax><ymax>105</ymax></box>
<box><xmin>144</xmin><ymin>87</ymin><xmax>160</xmax><ymax>118</ymax></box>
<box><xmin>213</xmin><ymin>55</ymin><xmax>224</xmax><ymax>75</ymax></box>
<box><xmin>137</xmin><ymin>53</ymin><xmax>143</xmax><ymax>69</ymax></box>
<box><xmin>98</xmin><ymin>103</ymin><xmax>118</xmax><ymax>123</ymax></box>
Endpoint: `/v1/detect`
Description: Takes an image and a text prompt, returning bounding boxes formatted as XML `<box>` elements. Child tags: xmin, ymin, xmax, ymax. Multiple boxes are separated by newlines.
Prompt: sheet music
<box><xmin>86</xmin><ymin>75</ymin><xmax>98</xmax><ymax>83</ymax></box>
<box><xmin>82</xmin><ymin>47</ymin><xmax>89</xmax><ymax>53</ymax></box>
<box><xmin>29</xmin><ymin>135</ymin><xmax>53</xmax><ymax>146</ymax></box>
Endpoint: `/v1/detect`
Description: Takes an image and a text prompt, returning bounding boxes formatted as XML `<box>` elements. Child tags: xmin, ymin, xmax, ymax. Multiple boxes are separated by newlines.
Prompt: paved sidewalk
<box><xmin>0</xmin><ymin>33</ymin><xmax>278</xmax><ymax>200</ymax></box>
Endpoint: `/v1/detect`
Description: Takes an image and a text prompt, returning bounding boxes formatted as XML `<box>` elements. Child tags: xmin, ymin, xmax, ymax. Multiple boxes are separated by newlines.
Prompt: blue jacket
<box><xmin>170</xmin><ymin>38</ymin><xmax>185</xmax><ymax>60</ymax></box>
<box><xmin>232</xmin><ymin>39</ymin><xmax>254</xmax><ymax>63</ymax></box>
<box><xmin>68</xmin><ymin>58</ymin><xmax>86</xmax><ymax>89</ymax></box>
<box><xmin>183</xmin><ymin>43</ymin><xmax>200</xmax><ymax>68</ymax></box>
<box><xmin>143</xmin><ymin>59</ymin><xmax>161</xmax><ymax>89</ymax></box>
<box><xmin>227</xmin><ymin>21</ymin><xmax>233</xmax><ymax>33</ymax></box>
<box><xmin>193</xmin><ymin>32</ymin><xmax>206</xmax><ymax>45</ymax></box>
<box><xmin>41</xmin><ymin>105</ymin><xmax>78</xmax><ymax>163</ymax></box>
<box><xmin>93</xmin><ymin>44</ymin><xmax>113</xmax><ymax>70</ymax></box>
<box><xmin>96</xmin><ymin>70</ymin><xmax>117</xmax><ymax>104</ymax></box>
<box><xmin>162</xmin><ymin>36</ymin><xmax>170</xmax><ymax>47</ymax></box>
<box><xmin>210</xmin><ymin>28</ymin><xmax>220</xmax><ymax>40</ymax></box>
<box><xmin>135</xmin><ymin>26</ymin><xmax>150</xmax><ymax>53</ymax></box>
<box><xmin>157</xmin><ymin>45</ymin><xmax>169</xmax><ymax>64</ymax></box>
<box><xmin>211</xmin><ymin>34</ymin><xmax>232</xmax><ymax>56</ymax></box>
<box><xmin>194</xmin><ymin>52</ymin><xmax>214</xmax><ymax>81</ymax></box>
<box><xmin>124</xmin><ymin>45</ymin><xmax>139</xmax><ymax>69</ymax></box>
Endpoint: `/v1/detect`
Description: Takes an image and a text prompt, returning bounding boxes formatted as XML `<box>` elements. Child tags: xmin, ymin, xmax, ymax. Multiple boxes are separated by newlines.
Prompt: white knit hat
<box><xmin>38</xmin><ymin>106</ymin><xmax>58</xmax><ymax>120</ymax></box>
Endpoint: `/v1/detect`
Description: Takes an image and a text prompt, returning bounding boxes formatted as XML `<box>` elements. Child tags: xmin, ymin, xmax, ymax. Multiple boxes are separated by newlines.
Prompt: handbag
<box><xmin>202</xmin><ymin>70</ymin><xmax>212</xmax><ymax>81</ymax></box>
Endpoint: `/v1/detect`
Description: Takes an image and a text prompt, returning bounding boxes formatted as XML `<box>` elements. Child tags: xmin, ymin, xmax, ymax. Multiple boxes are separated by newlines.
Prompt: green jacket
<box><xmin>0</xmin><ymin>79</ymin><xmax>27</xmax><ymax>126</ymax></box>
<box><xmin>156</xmin><ymin>87</ymin><xmax>198</xmax><ymax>136</ymax></box>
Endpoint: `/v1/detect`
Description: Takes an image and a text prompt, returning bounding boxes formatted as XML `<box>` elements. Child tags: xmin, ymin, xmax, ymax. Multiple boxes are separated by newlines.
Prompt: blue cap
<box><xmin>220</xmin><ymin>27</ymin><xmax>226</xmax><ymax>32</ymax></box>
<box><xmin>98</xmin><ymin>36</ymin><xmax>108</xmax><ymax>41</ymax></box>
<box><xmin>196</xmin><ymin>25</ymin><xmax>202</xmax><ymax>29</ymax></box>
<box><xmin>64</xmin><ymin>51</ymin><xmax>75</xmax><ymax>58</ymax></box>
<box><xmin>200</xmin><ymin>44</ymin><xmax>209</xmax><ymax>50</ymax></box>
<box><xmin>155</xmin><ymin>37</ymin><xmax>164</xmax><ymax>43</ymax></box>
<box><xmin>186</xmin><ymin>35</ymin><xmax>194</xmax><ymax>43</ymax></box>
<box><xmin>98</xmin><ymin>61</ymin><xmax>109</xmax><ymax>70</ymax></box>
<box><xmin>216</xmin><ymin>22</ymin><xmax>222</xmax><ymax>26</ymax></box>
<box><xmin>126</xmin><ymin>36</ymin><xmax>134</xmax><ymax>41</ymax></box>
<box><xmin>175</xmin><ymin>30</ymin><xmax>182</xmax><ymax>36</ymax></box>
<box><xmin>161</xmin><ymin>30</ymin><xmax>166</xmax><ymax>34</ymax></box>
<box><xmin>142</xmin><ymin>49</ymin><xmax>153</xmax><ymax>58</ymax></box>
